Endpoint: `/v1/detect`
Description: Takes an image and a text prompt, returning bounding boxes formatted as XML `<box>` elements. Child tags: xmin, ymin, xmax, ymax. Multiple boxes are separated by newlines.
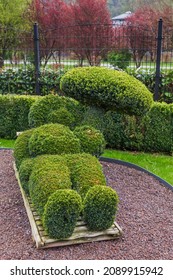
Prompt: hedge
<box><xmin>142</xmin><ymin>102</ymin><xmax>173</xmax><ymax>153</ymax></box>
<box><xmin>0</xmin><ymin>68</ymin><xmax>65</xmax><ymax>95</ymax></box>
<box><xmin>82</xmin><ymin>103</ymin><xmax>173</xmax><ymax>154</ymax></box>
<box><xmin>0</xmin><ymin>94</ymin><xmax>37</xmax><ymax>139</ymax></box>
<box><xmin>60</xmin><ymin>67</ymin><xmax>153</xmax><ymax>116</ymax></box>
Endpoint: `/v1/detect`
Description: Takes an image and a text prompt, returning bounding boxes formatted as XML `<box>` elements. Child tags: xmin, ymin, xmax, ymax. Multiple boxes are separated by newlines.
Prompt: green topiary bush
<box><xmin>28</xmin><ymin>94</ymin><xmax>85</xmax><ymax>128</ymax></box>
<box><xmin>60</xmin><ymin>67</ymin><xmax>153</xmax><ymax>116</ymax></box>
<box><xmin>28</xmin><ymin>123</ymin><xmax>81</xmax><ymax>157</ymax></box>
<box><xmin>43</xmin><ymin>189</ymin><xmax>82</xmax><ymax>239</ymax></box>
<box><xmin>19</xmin><ymin>158</ymin><xmax>35</xmax><ymax>194</ymax></box>
<box><xmin>83</xmin><ymin>185</ymin><xmax>119</xmax><ymax>231</ymax></box>
<box><xmin>73</xmin><ymin>125</ymin><xmax>106</xmax><ymax>157</ymax></box>
<box><xmin>142</xmin><ymin>102</ymin><xmax>173</xmax><ymax>153</ymax></box>
<box><xmin>65</xmin><ymin>153</ymin><xmax>106</xmax><ymax>199</ymax></box>
<box><xmin>0</xmin><ymin>94</ymin><xmax>37</xmax><ymax>139</ymax></box>
<box><xmin>13</xmin><ymin>129</ymin><xmax>34</xmax><ymax>169</ymax></box>
<box><xmin>29</xmin><ymin>160</ymin><xmax>71</xmax><ymax>217</ymax></box>
<box><xmin>47</xmin><ymin>108</ymin><xmax>74</xmax><ymax>127</ymax></box>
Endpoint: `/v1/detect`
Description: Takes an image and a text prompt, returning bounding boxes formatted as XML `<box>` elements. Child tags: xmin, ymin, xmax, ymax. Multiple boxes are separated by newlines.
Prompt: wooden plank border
<box><xmin>13</xmin><ymin>162</ymin><xmax>123</xmax><ymax>249</ymax></box>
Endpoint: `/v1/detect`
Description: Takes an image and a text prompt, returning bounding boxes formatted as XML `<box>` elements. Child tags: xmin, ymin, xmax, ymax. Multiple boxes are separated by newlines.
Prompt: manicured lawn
<box><xmin>103</xmin><ymin>149</ymin><xmax>173</xmax><ymax>186</ymax></box>
<box><xmin>0</xmin><ymin>138</ymin><xmax>15</xmax><ymax>149</ymax></box>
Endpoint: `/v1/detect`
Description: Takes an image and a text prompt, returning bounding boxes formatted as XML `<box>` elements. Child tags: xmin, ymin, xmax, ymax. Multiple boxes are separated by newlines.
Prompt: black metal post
<box><xmin>154</xmin><ymin>18</ymin><xmax>163</xmax><ymax>101</ymax></box>
<box><xmin>34</xmin><ymin>23</ymin><xmax>40</xmax><ymax>95</ymax></box>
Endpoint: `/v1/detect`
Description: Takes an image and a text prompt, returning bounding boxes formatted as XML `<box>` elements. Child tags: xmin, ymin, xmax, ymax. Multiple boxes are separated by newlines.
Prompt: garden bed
<box><xmin>1</xmin><ymin>149</ymin><xmax>173</xmax><ymax>260</ymax></box>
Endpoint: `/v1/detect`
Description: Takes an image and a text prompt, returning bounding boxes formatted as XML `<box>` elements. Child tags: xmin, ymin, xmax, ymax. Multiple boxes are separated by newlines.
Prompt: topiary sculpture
<box><xmin>83</xmin><ymin>185</ymin><xmax>119</xmax><ymax>231</ymax></box>
<box><xmin>60</xmin><ymin>66</ymin><xmax>153</xmax><ymax>116</ymax></box>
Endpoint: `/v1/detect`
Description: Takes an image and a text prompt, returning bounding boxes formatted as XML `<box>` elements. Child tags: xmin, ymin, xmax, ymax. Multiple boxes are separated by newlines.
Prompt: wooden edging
<box><xmin>13</xmin><ymin>162</ymin><xmax>123</xmax><ymax>249</ymax></box>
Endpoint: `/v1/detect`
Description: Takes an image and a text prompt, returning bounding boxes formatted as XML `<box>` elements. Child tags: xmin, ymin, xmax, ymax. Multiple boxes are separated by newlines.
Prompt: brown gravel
<box><xmin>0</xmin><ymin>149</ymin><xmax>173</xmax><ymax>260</ymax></box>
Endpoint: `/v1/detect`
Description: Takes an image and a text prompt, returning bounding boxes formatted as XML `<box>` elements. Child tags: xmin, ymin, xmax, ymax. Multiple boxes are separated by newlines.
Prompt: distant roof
<box><xmin>112</xmin><ymin>11</ymin><xmax>132</xmax><ymax>21</ymax></box>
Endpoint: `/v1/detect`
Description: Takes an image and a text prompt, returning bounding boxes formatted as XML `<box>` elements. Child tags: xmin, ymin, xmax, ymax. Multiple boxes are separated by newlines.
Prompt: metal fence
<box><xmin>0</xmin><ymin>19</ymin><xmax>173</xmax><ymax>99</ymax></box>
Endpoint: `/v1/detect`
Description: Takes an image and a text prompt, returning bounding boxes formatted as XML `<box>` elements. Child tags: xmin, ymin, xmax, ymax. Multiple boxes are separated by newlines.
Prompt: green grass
<box><xmin>0</xmin><ymin>138</ymin><xmax>15</xmax><ymax>149</ymax></box>
<box><xmin>103</xmin><ymin>149</ymin><xmax>173</xmax><ymax>186</ymax></box>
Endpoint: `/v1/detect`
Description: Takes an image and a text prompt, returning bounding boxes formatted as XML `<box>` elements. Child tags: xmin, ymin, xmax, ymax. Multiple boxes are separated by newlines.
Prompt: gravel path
<box><xmin>0</xmin><ymin>149</ymin><xmax>173</xmax><ymax>260</ymax></box>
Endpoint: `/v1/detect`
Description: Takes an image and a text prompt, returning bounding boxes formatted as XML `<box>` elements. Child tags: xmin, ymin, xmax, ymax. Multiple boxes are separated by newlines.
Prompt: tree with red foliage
<box><xmin>26</xmin><ymin>0</ymin><xmax>71</xmax><ymax>66</ymax></box>
<box><xmin>69</xmin><ymin>0</ymin><xmax>113</xmax><ymax>66</ymax></box>
<box><xmin>125</xmin><ymin>5</ymin><xmax>173</xmax><ymax>68</ymax></box>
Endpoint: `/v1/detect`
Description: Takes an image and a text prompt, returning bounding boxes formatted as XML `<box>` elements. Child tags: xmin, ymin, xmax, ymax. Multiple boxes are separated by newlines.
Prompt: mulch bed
<box><xmin>0</xmin><ymin>149</ymin><xmax>173</xmax><ymax>260</ymax></box>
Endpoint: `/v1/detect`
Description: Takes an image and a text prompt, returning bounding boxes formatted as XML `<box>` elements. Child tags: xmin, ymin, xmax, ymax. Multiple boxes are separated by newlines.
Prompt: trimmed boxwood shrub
<box><xmin>28</xmin><ymin>94</ymin><xmax>85</xmax><ymax>128</ymax></box>
<box><xmin>60</xmin><ymin>67</ymin><xmax>153</xmax><ymax>116</ymax></box>
<box><xmin>13</xmin><ymin>129</ymin><xmax>34</xmax><ymax>169</ymax></box>
<box><xmin>28</xmin><ymin>123</ymin><xmax>81</xmax><ymax>157</ymax></box>
<box><xmin>73</xmin><ymin>125</ymin><xmax>106</xmax><ymax>157</ymax></box>
<box><xmin>65</xmin><ymin>153</ymin><xmax>106</xmax><ymax>199</ymax></box>
<box><xmin>29</xmin><ymin>161</ymin><xmax>71</xmax><ymax>217</ymax></box>
<box><xmin>83</xmin><ymin>185</ymin><xmax>119</xmax><ymax>231</ymax></box>
<box><xmin>142</xmin><ymin>102</ymin><xmax>173</xmax><ymax>153</ymax></box>
<box><xmin>19</xmin><ymin>158</ymin><xmax>34</xmax><ymax>195</ymax></box>
<box><xmin>43</xmin><ymin>189</ymin><xmax>82</xmax><ymax>239</ymax></box>
<box><xmin>0</xmin><ymin>94</ymin><xmax>37</xmax><ymax>139</ymax></box>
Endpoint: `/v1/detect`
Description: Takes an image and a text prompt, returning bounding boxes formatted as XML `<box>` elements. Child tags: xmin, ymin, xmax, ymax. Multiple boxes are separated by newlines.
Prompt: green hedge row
<box><xmin>1</xmin><ymin>95</ymin><xmax>172</xmax><ymax>154</ymax></box>
<box><xmin>0</xmin><ymin>95</ymin><xmax>38</xmax><ymax>139</ymax></box>
<box><xmin>0</xmin><ymin>68</ymin><xmax>65</xmax><ymax>95</ymax></box>
<box><xmin>82</xmin><ymin>103</ymin><xmax>173</xmax><ymax>154</ymax></box>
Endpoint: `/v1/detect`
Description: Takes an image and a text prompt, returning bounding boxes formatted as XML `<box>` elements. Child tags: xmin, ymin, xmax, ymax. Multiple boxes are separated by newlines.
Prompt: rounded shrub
<box><xmin>73</xmin><ymin>125</ymin><xmax>106</xmax><ymax>157</ymax></box>
<box><xmin>19</xmin><ymin>158</ymin><xmax>34</xmax><ymax>195</ymax></box>
<box><xmin>47</xmin><ymin>108</ymin><xmax>74</xmax><ymax>127</ymax></box>
<box><xmin>28</xmin><ymin>94</ymin><xmax>84</xmax><ymax>128</ymax></box>
<box><xmin>65</xmin><ymin>153</ymin><xmax>106</xmax><ymax>199</ymax></box>
<box><xmin>13</xmin><ymin>129</ymin><xmax>34</xmax><ymax>169</ymax></box>
<box><xmin>83</xmin><ymin>185</ymin><xmax>119</xmax><ymax>231</ymax></box>
<box><xmin>28</xmin><ymin>123</ymin><xmax>81</xmax><ymax>157</ymax></box>
<box><xmin>60</xmin><ymin>67</ymin><xmax>153</xmax><ymax>116</ymax></box>
<box><xmin>29</xmin><ymin>161</ymin><xmax>72</xmax><ymax>217</ymax></box>
<box><xmin>43</xmin><ymin>189</ymin><xmax>82</xmax><ymax>239</ymax></box>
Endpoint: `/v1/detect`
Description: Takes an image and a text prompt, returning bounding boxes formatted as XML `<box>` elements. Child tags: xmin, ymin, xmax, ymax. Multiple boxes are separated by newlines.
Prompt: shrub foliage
<box><xmin>83</xmin><ymin>185</ymin><xmax>119</xmax><ymax>231</ymax></box>
<box><xmin>60</xmin><ymin>67</ymin><xmax>153</xmax><ymax>116</ymax></box>
<box><xmin>43</xmin><ymin>189</ymin><xmax>82</xmax><ymax>239</ymax></box>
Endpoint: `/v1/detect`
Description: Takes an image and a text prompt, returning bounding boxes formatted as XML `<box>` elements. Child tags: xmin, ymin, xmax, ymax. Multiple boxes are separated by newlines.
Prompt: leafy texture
<box><xmin>73</xmin><ymin>125</ymin><xmax>106</xmax><ymax>157</ymax></box>
<box><xmin>43</xmin><ymin>189</ymin><xmax>82</xmax><ymax>239</ymax></box>
<box><xmin>83</xmin><ymin>185</ymin><xmax>119</xmax><ymax>231</ymax></box>
<box><xmin>28</xmin><ymin>123</ymin><xmax>81</xmax><ymax>157</ymax></box>
<box><xmin>60</xmin><ymin>67</ymin><xmax>153</xmax><ymax>116</ymax></box>
<box><xmin>65</xmin><ymin>153</ymin><xmax>106</xmax><ymax>199</ymax></box>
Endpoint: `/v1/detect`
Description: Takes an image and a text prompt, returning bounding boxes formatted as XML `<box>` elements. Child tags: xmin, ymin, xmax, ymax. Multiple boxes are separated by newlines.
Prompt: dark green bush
<box><xmin>13</xmin><ymin>129</ymin><xmax>34</xmax><ymax>169</ymax></box>
<box><xmin>142</xmin><ymin>103</ymin><xmax>173</xmax><ymax>153</ymax></box>
<box><xmin>0</xmin><ymin>94</ymin><xmax>37</xmax><ymax>139</ymax></box>
<box><xmin>28</xmin><ymin>94</ymin><xmax>85</xmax><ymax>129</ymax></box>
<box><xmin>0</xmin><ymin>68</ymin><xmax>65</xmax><ymax>95</ymax></box>
<box><xmin>47</xmin><ymin>108</ymin><xmax>74</xmax><ymax>127</ymax></box>
<box><xmin>60</xmin><ymin>67</ymin><xmax>153</xmax><ymax>116</ymax></box>
<box><xmin>107</xmin><ymin>50</ymin><xmax>132</xmax><ymax>70</ymax></box>
<box><xmin>83</xmin><ymin>185</ymin><xmax>119</xmax><ymax>231</ymax></box>
<box><xmin>29</xmin><ymin>160</ymin><xmax>71</xmax><ymax>217</ymax></box>
<box><xmin>73</xmin><ymin>125</ymin><xmax>106</xmax><ymax>157</ymax></box>
<box><xmin>19</xmin><ymin>158</ymin><xmax>34</xmax><ymax>194</ymax></box>
<box><xmin>28</xmin><ymin>123</ymin><xmax>81</xmax><ymax>157</ymax></box>
<box><xmin>65</xmin><ymin>153</ymin><xmax>106</xmax><ymax>199</ymax></box>
<box><xmin>43</xmin><ymin>189</ymin><xmax>82</xmax><ymax>239</ymax></box>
